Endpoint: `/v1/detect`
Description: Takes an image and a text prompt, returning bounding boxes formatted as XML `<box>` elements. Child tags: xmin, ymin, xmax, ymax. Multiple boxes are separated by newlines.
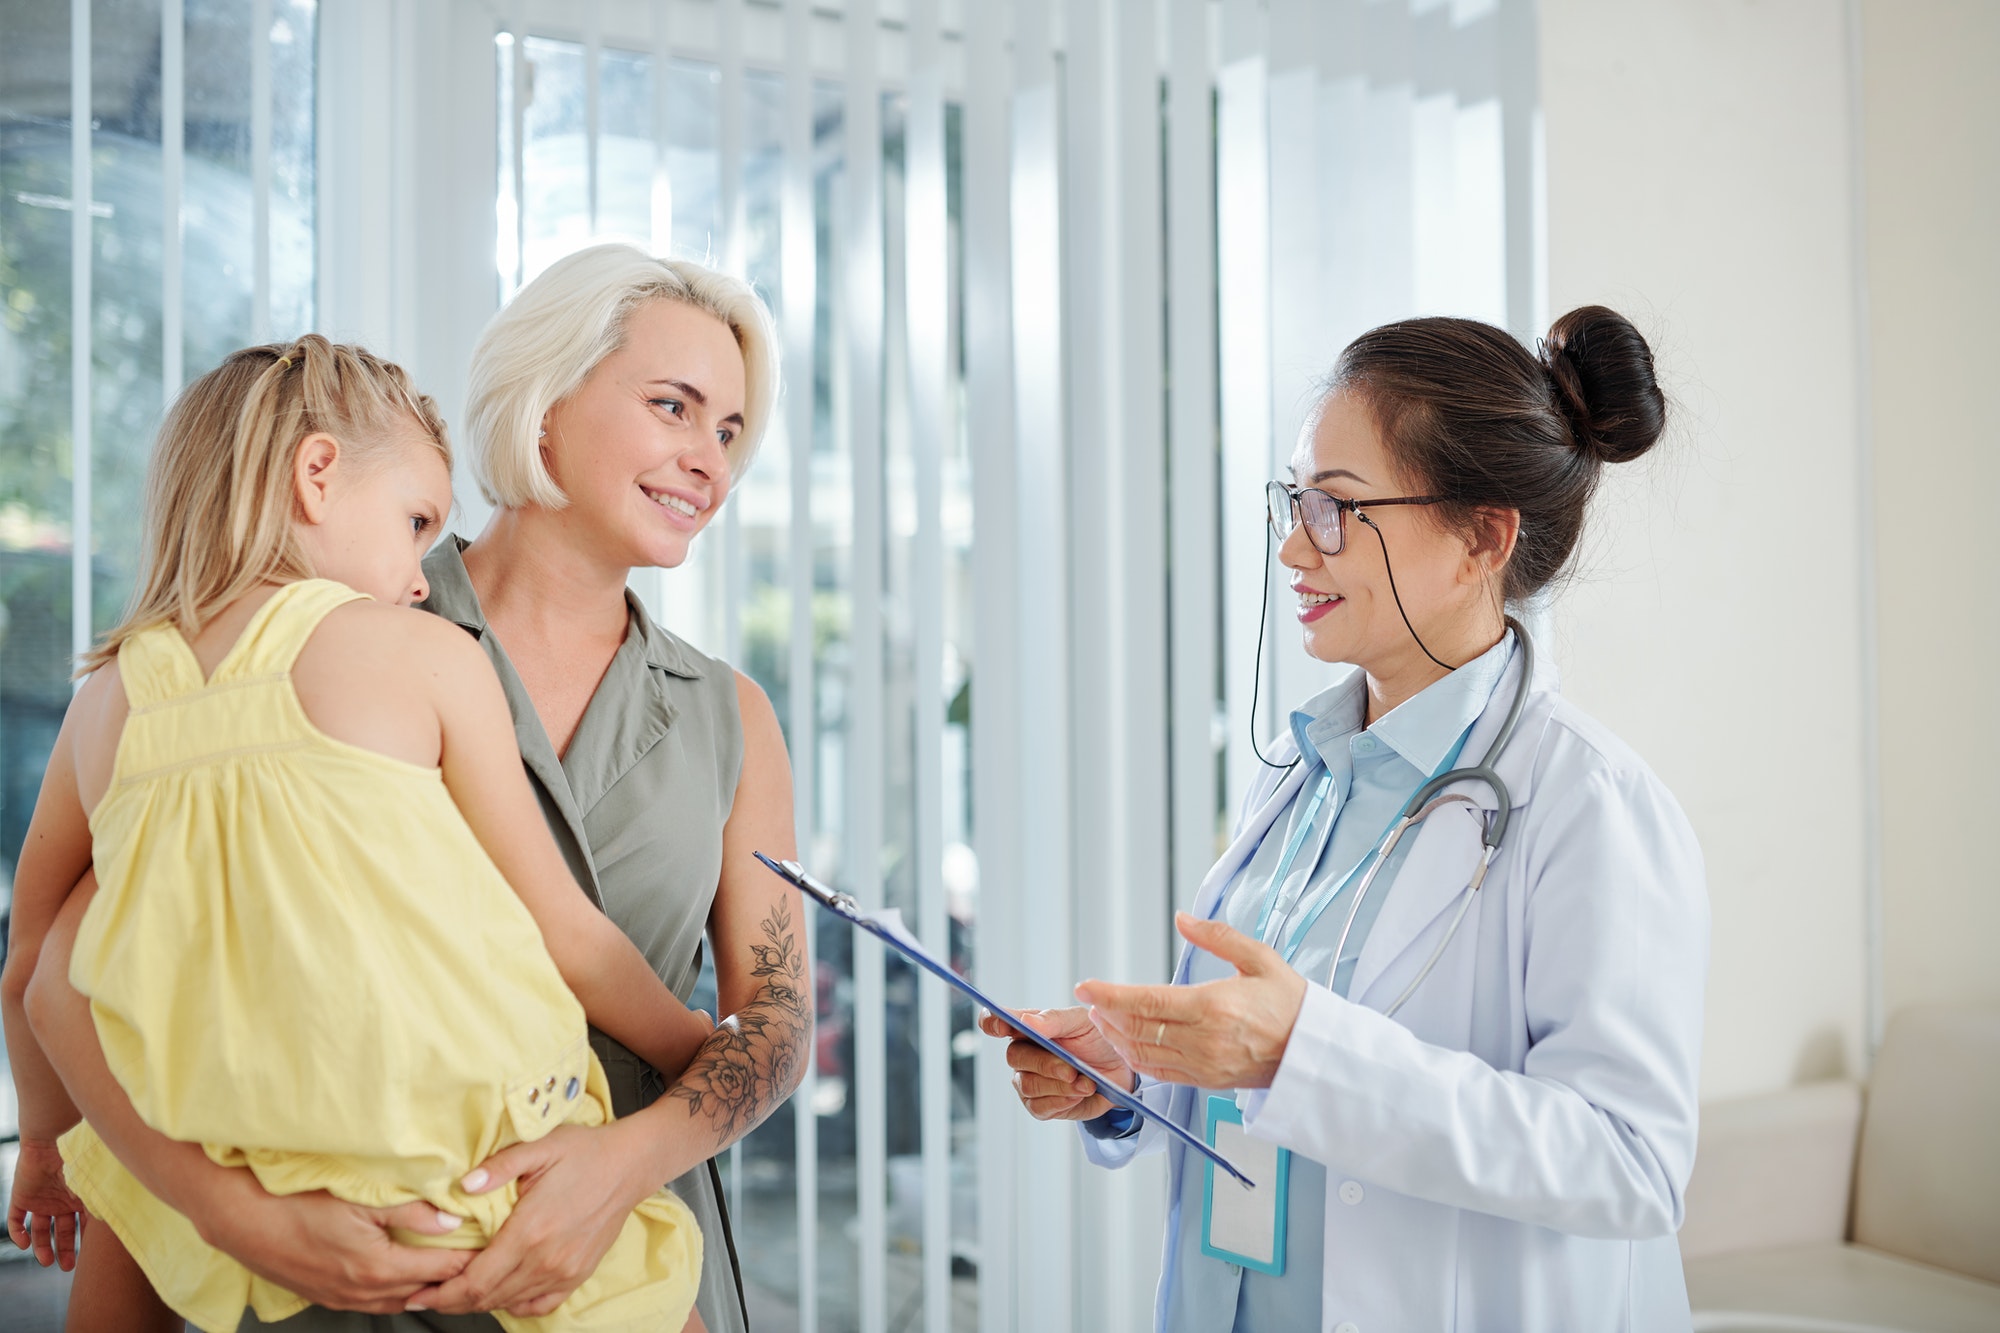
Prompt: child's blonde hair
<box><xmin>81</xmin><ymin>335</ymin><xmax>450</xmax><ymax>675</ymax></box>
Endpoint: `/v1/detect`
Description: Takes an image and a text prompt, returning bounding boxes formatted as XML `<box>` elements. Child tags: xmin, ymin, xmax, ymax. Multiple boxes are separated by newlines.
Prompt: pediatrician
<box><xmin>983</xmin><ymin>306</ymin><xmax>1708</xmax><ymax>1332</ymax></box>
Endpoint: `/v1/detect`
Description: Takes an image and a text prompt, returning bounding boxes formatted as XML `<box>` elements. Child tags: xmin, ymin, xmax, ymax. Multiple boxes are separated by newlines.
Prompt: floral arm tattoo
<box><xmin>666</xmin><ymin>897</ymin><xmax>811</xmax><ymax>1143</ymax></box>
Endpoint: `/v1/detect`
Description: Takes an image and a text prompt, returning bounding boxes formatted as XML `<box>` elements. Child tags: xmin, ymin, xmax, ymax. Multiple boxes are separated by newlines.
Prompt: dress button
<box><xmin>565</xmin><ymin>1077</ymin><xmax>581</xmax><ymax>1101</ymax></box>
<box><xmin>1334</xmin><ymin>1323</ymin><xmax>1360</xmax><ymax>1333</ymax></box>
<box><xmin>1338</xmin><ymin>1180</ymin><xmax>1364</xmax><ymax>1206</ymax></box>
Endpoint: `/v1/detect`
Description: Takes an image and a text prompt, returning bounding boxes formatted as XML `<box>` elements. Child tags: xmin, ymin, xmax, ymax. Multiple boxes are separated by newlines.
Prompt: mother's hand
<box><xmin>976</xmin><ymin>1007</ymin><xmax>1136</xmax><ymax>1122</ymax></box>
<box><xmin>409</xmin><ymin>1118</ymin><xmax>660</xmax><ymax>1319</ymax></box>
<box><xmin>1075</xmin><ymin>913</ymin><xmax>1308</xmax><ymax>1090</ymax></box>
<box><xmin>208</xmin><ymin>1189</ymin><xmax>472</xmax><ymax>1314</ymax></box>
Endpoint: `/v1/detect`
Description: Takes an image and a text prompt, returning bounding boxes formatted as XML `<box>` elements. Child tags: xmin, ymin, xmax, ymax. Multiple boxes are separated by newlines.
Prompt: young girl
<box><xmin>2</xmin><ymin>336</ymin><xmax>714</xmax><ymax>1332</ymax></box>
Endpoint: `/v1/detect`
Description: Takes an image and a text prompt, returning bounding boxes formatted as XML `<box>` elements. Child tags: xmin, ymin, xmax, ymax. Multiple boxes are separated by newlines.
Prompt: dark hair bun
<box><xmin>1540</xmin><ymin>305</ymin><xmax>1667</xmax><ymax>465</ymax></box>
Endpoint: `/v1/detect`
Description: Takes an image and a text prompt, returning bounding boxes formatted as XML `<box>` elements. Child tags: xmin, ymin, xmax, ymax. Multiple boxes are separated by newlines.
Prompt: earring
<box><xmin>537</xmin><ymin>427</ymin><xmax>547</xmax><ymax>439</ymax></box>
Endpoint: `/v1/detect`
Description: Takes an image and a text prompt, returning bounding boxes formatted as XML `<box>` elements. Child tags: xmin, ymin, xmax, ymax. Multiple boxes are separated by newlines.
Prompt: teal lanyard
<box><xmin>1248</xmin><ymin>725</ymin><xmax>1476</xmax><ymax>967</ymax></box>
<box><xmin>1250</xmin><ymin>771</ymin><xmax>1335</xmax><ymax>948</ymax></box>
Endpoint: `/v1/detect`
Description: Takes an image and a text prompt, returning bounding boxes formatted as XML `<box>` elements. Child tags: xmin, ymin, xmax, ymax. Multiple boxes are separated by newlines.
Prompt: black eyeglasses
<box><xmin>1266</xmin><ymin>480</ymin><xmax>1443</xmax><ymax>556</ymax></box>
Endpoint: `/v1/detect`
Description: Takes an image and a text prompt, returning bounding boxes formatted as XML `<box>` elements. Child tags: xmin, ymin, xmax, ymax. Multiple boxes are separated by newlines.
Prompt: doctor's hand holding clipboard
<box><xmin>973</xmin><ymin>1007</ymin><xmax>1137</xmax><ymax>1123</ymax></box>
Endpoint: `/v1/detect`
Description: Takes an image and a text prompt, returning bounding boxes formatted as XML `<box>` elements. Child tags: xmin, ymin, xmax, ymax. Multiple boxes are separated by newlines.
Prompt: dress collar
<box><xmin>421</xmin><ymin>535</ymin><xmax>707</xmax><ymax>680</ymax></box>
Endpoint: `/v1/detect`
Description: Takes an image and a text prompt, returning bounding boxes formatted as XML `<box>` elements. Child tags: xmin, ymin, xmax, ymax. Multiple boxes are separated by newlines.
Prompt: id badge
<box><xmin>1200</xmin><ymin>1094</ymin><xmax>1288</xmax><ymax>1275</ymax></box>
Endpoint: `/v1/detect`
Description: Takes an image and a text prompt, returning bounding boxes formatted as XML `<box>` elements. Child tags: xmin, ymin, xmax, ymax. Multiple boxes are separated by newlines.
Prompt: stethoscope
<box><xmin>1329</xmin><ymin>614</ymin><xmax>1533</xmax><ymax>1017</ymax></box>
<box><xmin>1245</xmin><ymin>614</ymin><xmax>1535</xmax><ymax>1020</ymax></box>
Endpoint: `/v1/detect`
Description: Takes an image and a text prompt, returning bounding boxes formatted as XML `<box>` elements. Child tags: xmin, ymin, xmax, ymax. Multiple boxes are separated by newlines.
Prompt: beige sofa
<box><xmin>1678</xmin><ymin>1006</ymin><xmax>2000</xmax><ymax>1332</ymax></box>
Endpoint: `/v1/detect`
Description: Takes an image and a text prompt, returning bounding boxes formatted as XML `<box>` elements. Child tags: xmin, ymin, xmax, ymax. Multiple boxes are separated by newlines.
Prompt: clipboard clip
<box><xmin>754</xmin><ymin>850</ymin><xmax>860</xmax><ymax>915</ymax></box>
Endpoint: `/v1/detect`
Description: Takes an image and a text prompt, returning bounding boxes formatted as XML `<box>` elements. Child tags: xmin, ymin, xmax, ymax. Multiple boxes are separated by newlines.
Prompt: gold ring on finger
<box><xmin>1155</xmin><ymin>1021</ymin><xmax>1166</xmax><ymax>1047</ymax></box>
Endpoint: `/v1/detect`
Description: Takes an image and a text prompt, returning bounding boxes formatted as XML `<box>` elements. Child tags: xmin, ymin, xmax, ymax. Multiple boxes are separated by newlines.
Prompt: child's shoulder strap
<box><xmin>113</xmin><ymin>623</ymin><xmax>206</xmax><ymax>709</ymax></box>
<box><xmin>209</xmin><ymin>580</ymin><xmax>373</xmax><ymax>683</ymax></box>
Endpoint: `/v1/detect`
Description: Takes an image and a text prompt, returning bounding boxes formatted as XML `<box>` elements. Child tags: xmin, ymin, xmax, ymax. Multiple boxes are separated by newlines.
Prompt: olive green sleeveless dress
<box><xmin>242</xmin><ymin>537</ymin><xmax>749</xmax><ymax>1333</ymax></box>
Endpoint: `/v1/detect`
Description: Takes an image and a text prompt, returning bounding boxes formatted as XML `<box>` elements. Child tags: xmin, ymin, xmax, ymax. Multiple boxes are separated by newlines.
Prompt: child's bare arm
<box><xmin>415</xmin><ymin>618</ymin><xmax>713</xmax><ymax>1079</ymax></box>
<box><xmin>1</xmin><ymin>693</ymin><xmax>100</xmax><ymax>1265</ymax></box>
<box><xmin>1</xmin><ymin>693</ymin><xmax>97</xmax><ymax>1146</ymax></box>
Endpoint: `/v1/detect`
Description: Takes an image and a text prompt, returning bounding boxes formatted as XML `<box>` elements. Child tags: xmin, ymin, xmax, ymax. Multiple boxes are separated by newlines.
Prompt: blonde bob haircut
<box><xmin>465</xmin><ymin>244</ymin><xmax>779</xmax><ymax>510</ymax></box>
<box><xmin>82</xmin><ymin>335</ymin><xmax>449</xmax><ymax>675</ymax></box>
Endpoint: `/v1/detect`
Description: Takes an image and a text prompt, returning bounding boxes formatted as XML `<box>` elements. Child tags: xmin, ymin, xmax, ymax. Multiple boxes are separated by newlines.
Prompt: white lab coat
<box><xmin>1082</xmin><ymin>646</ymin><xmax>1709</xmax><ymax>1333</ymax></box>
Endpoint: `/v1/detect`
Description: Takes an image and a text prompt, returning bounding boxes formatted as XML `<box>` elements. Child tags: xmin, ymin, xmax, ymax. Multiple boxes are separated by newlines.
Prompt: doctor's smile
<box><xmin>1291</xmin><ymin>581</ymin><xmax>1341</xmax><ymax>622</ymax></box>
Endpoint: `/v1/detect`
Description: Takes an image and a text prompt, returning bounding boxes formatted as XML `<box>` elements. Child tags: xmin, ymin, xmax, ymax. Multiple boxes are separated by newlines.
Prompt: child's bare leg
<box><xmin>680</xmin><ymin>1303</ymin><xmax>709</xmax><ymax>1333</ymax></box>
<box><xmin>64</xmin><ymin>1211</ymin><xmax>181</xmax><ymax>1333</ymax></box>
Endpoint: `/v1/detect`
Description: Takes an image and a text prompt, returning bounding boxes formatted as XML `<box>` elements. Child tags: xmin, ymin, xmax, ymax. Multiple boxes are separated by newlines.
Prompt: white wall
<box><xmin>1540</xmin><ymin>0</ymin><xmax>1871</xmax><ymax>1100</ymax></box>
<box><xmin>1860</xmin><ymin>0</ymin><xmax>2000</xmax><ymax>1020</ymax></box>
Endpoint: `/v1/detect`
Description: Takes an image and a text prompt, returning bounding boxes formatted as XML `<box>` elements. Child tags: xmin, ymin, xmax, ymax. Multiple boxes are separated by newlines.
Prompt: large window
<box><xmin>0</xmin><ymin>0</ymin><xmax>317</xmax><ymax>1187</ymax></box>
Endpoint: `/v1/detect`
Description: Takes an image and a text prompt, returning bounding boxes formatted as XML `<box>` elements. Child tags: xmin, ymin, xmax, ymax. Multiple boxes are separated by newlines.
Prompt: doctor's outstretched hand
<box><xmin>1077</xmin><ymin>913</ymin><xmax>1309</xmax><ymax>1091</ymax></box>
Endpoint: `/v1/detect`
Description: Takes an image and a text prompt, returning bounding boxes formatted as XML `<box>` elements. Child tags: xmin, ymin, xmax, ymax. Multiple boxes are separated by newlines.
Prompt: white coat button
<box><xmin>1338</xmin><ymin>1180</ymin><xmax>1364</xmax><ymax>1205</ymax></box>
<box><xmin>1335</xmin><ymin>1323</ymin><xmax>1361</xmax><ymax>1333</ymax></box>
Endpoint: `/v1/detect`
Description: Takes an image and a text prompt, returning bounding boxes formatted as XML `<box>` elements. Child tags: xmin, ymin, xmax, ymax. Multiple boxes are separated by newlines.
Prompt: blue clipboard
<box><xmin>754</xmin><ymin>851</ymin><xmax>1253</xmax><ymax>1188</ymax></box>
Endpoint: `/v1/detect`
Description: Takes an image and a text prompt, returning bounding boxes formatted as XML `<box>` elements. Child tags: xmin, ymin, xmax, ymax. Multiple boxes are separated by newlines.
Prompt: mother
<box><xmin>986</xmin><ymin>308</ymin><xmax>1707</xmax><ymax>1331</ymax></box>
<box><xmin>25</xmin><ymin>245</ymin><xmax>807</xmax><ymax>1331</ymax></box>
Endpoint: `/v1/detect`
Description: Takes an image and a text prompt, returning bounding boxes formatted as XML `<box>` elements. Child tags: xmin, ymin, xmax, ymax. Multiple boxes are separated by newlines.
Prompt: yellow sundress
<box><xmin>59</xmin><ymin>579</ymin><xmax>701</xmax><ymax>1332</ymax></box>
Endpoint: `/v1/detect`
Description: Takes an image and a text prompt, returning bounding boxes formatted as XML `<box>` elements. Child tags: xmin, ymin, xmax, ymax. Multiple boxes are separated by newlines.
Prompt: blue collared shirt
<box><xmin>1161</xmin><ymin>633</ymin><xmax>1515</xmax><ymax>1333</ymax></box>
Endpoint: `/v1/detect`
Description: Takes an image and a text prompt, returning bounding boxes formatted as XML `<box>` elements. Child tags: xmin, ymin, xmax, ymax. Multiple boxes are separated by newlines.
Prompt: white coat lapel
<box><xmin>1346</xmin><ymin>799</ymin><xmax>1487</xmax><ymax>1004</ymax></box>
<box><xmin>1177</xmin><ymin>758</ymin><xmax>1313</xmax><ymax>984</ymax></box>
<box><xmin>1191</xmin><ymin>761</ymin><xmax>1310</xmax><ymax>922</ymax></box>
<box><xmin>1190</xmin><ymin>672</ymin><xmax>1365</xmax><ymax>932</ymax></box>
